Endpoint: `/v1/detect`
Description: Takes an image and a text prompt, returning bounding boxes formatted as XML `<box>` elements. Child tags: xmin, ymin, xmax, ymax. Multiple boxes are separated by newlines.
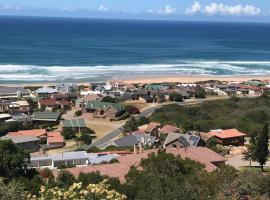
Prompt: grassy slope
<box><xmin>150</xmin><ymin>96</ymin><xmax>270</xmax><ymax>136</ymax></box>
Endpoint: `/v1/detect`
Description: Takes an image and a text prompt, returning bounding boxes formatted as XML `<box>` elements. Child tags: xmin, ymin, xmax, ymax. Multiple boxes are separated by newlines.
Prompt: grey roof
<box><xmin>0</xmin><ymin>87</ymin><xmax>29</xmax><ymax>95</ymax></box>
<box><xmin>2</xmin><ymin>135</ymin><xmax>39</xmax><ymax>144</ymax></box>
<box><xmin>33</xmin><ymin>112</ymin><xmax>60</xmax><ymax>121</ymax></box>
<box><xmin>114</xmin><ymin>135</ymin><xmax>139</xmax><ymax>147</ymax></box>
<box><xmin>163</xmin><ymin>132</ymin><xmax>182</xmax><ymax>147</ymax></box>
<box><xmin>61</xmin><ymin>119</ymin><xmax>87</xmax><ymax>128</ymax></box>
<box><xmin>132</xmin><ymin>132</ymin><xmax>156</xmax><ymax>145</ymax></box>
<box><xmin>90</xmin><ymin>154</ymin><xmax>119</xmax><ymax>165</ymax></box>
<box><xmin>36</xmin><ymin>88</ymin><xmax>58</xmax><ymax>94</ymax></box>
<box><xmin>52</xmin><ymin>151</ymin><xmax>94</xmax><ymax>161</ymax></box>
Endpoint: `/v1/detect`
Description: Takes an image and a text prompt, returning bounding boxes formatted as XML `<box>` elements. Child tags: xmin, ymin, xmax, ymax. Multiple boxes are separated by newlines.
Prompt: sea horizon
<box><xmin>1</xmin><ymin>15</ymin><xmax>270</xmax><ymax>83</ymax></box>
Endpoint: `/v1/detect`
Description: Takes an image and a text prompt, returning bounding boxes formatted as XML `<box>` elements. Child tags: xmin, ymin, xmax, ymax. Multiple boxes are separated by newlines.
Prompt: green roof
<box><xmin>147</xmin><ymin>84</ymin><xmax>162</xmax><ymax>90</ymax></box>
<box><xmin>86</xmin><ymin>101</ymin><xmax>125</xmax><ymax>112</ymax></box>
<box><xmin>33</xmin><ymin>112</ymin><xmax>60</xmax><ymax>121</ymax></box>
<box><xmin>62</xmin><ymin>119</ymin><xmax>87</xmax><ymax>128</ymax></box>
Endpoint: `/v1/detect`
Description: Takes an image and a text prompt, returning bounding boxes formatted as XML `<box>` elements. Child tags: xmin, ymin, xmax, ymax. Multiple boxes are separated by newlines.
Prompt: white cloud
<box><xmin>184</xmin><ymin>2</ymin><xmax>261</xmax><ymax>16</ymax></box>
<box><xmin>185</xmin><ymin>1</ymin><xmax>201</xmax><ymax>15</ymax></box>
<box><xmin>158</xmin><ymin>5</ymin><xmax>176</xmax><ymax>15</ymax></box>
<box><xmin>204</xmin><ymin>3</ymin><xmax>261</xmax><ymax>16</ymax></box>
<box><xmin>98</xmin><ymin>5</ymin><xmax>108</xmax><ymax>12</ymax></box>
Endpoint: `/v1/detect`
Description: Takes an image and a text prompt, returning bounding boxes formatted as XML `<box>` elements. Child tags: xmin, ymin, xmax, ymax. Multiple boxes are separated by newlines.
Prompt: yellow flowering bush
<box><xmin>26</xmin><ymin>180</ymin><xmax>126</xmax><ymax>200</ymax></box>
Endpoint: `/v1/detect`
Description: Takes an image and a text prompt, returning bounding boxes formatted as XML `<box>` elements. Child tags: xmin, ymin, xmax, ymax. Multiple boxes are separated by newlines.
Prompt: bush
<box><xmin>61</xmin><ymin>128</ymin><xmax>76</xmax><ymax>139</ymax></box>
<box><xmin>169</xmin><ymin>92</ymin><xmax>183</xmax><ymax>102</ymax></box>
<box><xmin>56</xmin><ymin>171</ymin><xmax>76</xmax><ymax>188</ymax></box>
<box><xmin>125</xmin><ymin>105</ymin><xmax>140</xmax><ymax>114</ymax></box>
<box><xmin>75</xmin><ymin>110</ymin><xmax>82</xmax><ymax>116</ymax></box>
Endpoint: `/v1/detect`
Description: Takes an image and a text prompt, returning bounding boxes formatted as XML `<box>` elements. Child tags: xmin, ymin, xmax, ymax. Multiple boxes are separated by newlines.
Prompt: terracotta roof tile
<box><xmin>208</xmin><ymin>129</ymin><xmax>246</xmax><ymax>139</ymax></box>
<box><xmin>160</xmin><ymin>125</ymin><xmax>179</xmax><ymax>134</ymax></box>
<box><xmin>9</xmin><ymin>129</ymin><xmax>46</xmax><ymax>138</ymax></box>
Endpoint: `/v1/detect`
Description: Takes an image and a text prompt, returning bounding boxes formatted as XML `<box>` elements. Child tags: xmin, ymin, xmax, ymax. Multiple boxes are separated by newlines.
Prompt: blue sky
<box><xmin>0</xmin><ymin>0</ymin><xmax>270</xmax><ymax>22</ymax></box>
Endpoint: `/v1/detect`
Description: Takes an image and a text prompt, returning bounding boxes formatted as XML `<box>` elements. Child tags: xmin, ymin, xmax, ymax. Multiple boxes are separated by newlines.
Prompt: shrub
<box><xmin>75</xmin><ymin>110</ymin><xmax>82</xmax><ymax>116</ymax></box>
<box><xmin>125</xmin><ymin>105</ymin><xmax>140</xmax><ymax>114</ymax></box>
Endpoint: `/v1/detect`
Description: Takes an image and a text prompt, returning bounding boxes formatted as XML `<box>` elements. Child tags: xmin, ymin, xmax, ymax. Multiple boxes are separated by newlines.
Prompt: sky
<box><xmin>0</xmin><ymin>0</ymin><xmax>270</xmax><ymax>22</ymax></box>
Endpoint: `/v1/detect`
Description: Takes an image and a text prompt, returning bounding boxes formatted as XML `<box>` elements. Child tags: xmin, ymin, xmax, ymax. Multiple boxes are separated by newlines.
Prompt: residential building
<box><xmin>32</xmin><ymin>112</ymin><xmax>60</xmax><ymax>122</ymax></box>
<box><xmin>0</xmin><ymin>87</ymin><xmax>30</xmax><ymax>99</ymax></box>
<box><xmin>160</xmin><ymin>125</ymin><xmax>180</xmax><ymax>135</ymax></box>
<box><xmin>1</xmin><ymin>135</ymin><xmax>40</xmax><ymax>152</ymax></box>
<box><xmin>205</xmin><ymin>129</ymin><xmax>246</xmax><ymax>146</ymax></box>
<box><xmin>85</xmin><ymin>101</ymin><xmax>125</xmax><ymax>119</ymax></box>
<box><xmin>35</xmin><ymin>87</ymin><xmax>58</xmax><ymax>98</ymax></box>
<box><xmin>61</xmin><ymin>119</ymin><xmax>87</xmax><ymax>132</ymax></box>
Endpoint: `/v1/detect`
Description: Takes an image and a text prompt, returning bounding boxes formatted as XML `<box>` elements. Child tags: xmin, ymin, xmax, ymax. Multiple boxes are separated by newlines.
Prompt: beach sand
<box><xmin>123</xmin><ymin>75</ymin><xmax>270</xmax><ymax>84</ymax></box>
<box><xmin>1</xmin><ymin>75</ymin><xmax>270</xmax><ymax>87</ymax></box>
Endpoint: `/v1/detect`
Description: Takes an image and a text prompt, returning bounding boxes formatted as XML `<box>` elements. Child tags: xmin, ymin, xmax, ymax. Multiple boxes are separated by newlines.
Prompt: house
<box><xmin>0</xmin><ymin>87</ymin><xmax>30</xmax><ymax>99</ymax></box>
<box><xmin>8</xmin><ymin>129</ymin><xmax>47</xmax><ymax>139</ymax></box>
<box><xmin>32</xmin><ymin>112</ymin><xmax>60</xmax><ymax>122</ymax></box>
<box><xmin>144</xmin><ymin>122</ymin><xmax>160</xmax><ymax>137</ymax></box>
<box><xmin>61</xmin><ymin>119</ymin><xmax>87</xmax><ymax>132</ymax></box>
<box><xmin>1</xmin><ymin>135</ymin><xmax>40</xmax><ymax>152</ymax></box>
<box><xmin>248</xmin><ymin>87</ymin><xmax>262</xmax><ymax>96</ymax></box>
<box><xmin>85</xmin><ymin>101</ymin><xmax>125</xmax><ymax>119</ymax></box>
<box><xmin>8</xmin><ymin>101</ymin><xmax>30</xmax><ymax>114</ymax></box>
<box><xmin>47</xmin><ymin>132</ymin><xmax>65</xmax><ymax>147</ymax></box>
<box><xmin>30</xmin><ymin>151</ymin><xmax>118</xmax><ymax>168</ymax></box>
<box><xmin>55</xmin><ymin>83</ymin><xmax>78</xmax><ymax>93</ymax></box>
<box><xmin>205</xmin><ymin>129</ymin><xmax>246</xmax><ymax>146</ymax></box>
<box><xmin>38</xmin><ymin>99</ymin><xmax>58</xmax><ymax>110</ymax></box>
<box><xmin>35</xmin><ymin>87</ymin><xmax>58</xmax><ymax>98</ymax></box>
<box><xmin>82</xmin><ymin>94</ymin><xmax>101</xmax><ymax>103</ymax></box>
<box><xmin>0</xmin><ymin>100</ymin><xmax>10</xmax><ymax>113</ymax></box>
<box><xmin>63</xmin><ymin>147</ymin><xmax>226</xmax><ymax>182</ymax></box>
<box><xmin>139</xmin><ymin>94</ymin><xmax>154</xmax><ymax>103</ymax></box>
<box><xmin>160</xmin><ymin>125</ymin><xmax>180</xmax><ymax>135</ymax></box>
<box><xmin>163</xmin><ymin>132</ymin><xmax>205</xmax><ymax>148</ymax></box>
<box><xmin>80</xmin><ymin>88</ymin><xmax>101</xmax><ymax>96</ymax></box>
<box><xmin>112</xmin><ymin>131</ymin><xmax>156</xmax><ymax>147</ymax></box>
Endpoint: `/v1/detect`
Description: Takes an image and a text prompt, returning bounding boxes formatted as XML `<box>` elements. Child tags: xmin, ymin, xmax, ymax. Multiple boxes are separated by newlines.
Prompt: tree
<box><xmin>137</xmin><ymin>116</ymin><xmax>150</xmax><ymax>126</ymax></box>
<box><xmin>125</xmin><ymin>105</ymin><xmax>140</xmax><ymax>114</ymax></box>
<box><xmin>195</xmin><ymin>86</ymin><xmax>206</xmax><ymax>99</ymax></box>
<box><xmin>80</xmin><ymin>132</ymin><xmax>93</xmax><ymax>145</ymax></box>
<box><xmin>0</xmin><ymin>140</ymin><xmax>30</xmax><ymax>179</ymax></box>
<box><xmin>243</xmin><ymin>132</ymin><xmax>257</xmax><ymax>167</ymax></box>
<box><xmin>61</xmin><ymin>128</ymin><xmax>76</xmax><ymax>139</ymax></box>
<box><xmin>123</xmin><ymin>117</ymin><xmax>138</xmax><ymax>133</ymax></box>
<box><xmin>0</xmin><ymin>179</ymin><xmax>27</xmax><ymax>200</ymax></box>
<box><xmin>254</xmin><ymin>124</ymin><xmax>269</xmax><ymax>171</ymax></box>
<box><xmin>75</xmin><ymin>110</ymin><xmax>82</xmax><ymax>116</ymax></box>
<box><xmin>101</xmin><ymin>96</ymin><xmax>117</xmax><ymax>103</ymax></box>
<box><xmin>169</xmin><ymin>92</ymin><xmax>183</xmax><ymax>102</ymax></box>
<box><xmin>56</xmin><ymin>170</ymin><xmax>76</xmax><ymax>188</ymax></box>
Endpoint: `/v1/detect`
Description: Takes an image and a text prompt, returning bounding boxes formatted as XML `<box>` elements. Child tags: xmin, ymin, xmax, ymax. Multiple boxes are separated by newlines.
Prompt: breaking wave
<box><xmin>0</xmin><ymin>60</ymin><xmax>270</xmax><ymax>82</ymax></box>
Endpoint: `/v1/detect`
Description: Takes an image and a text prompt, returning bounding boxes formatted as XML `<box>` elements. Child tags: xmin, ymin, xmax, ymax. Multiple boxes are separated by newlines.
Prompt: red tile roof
<box><xmin>160</xmin><ymin>125</ymin><xmax>179</xmax><ymax>134</ymax></box>
<box><xmin>39</xmin><ymin>99</ymin><xmax>57</xmax><ymax>106</ymax></box>
<box><xmin>208</xmin><ymin>129</ymin><xmax>246</xmax><ymax>139</ymax></box>
<box><xmin>47</xmin><ymin>131</ymin><xmax>61</xmax><ymax>137</ymax></box>
<box><xmin>61</xmin><ymin>147</ymin><xmax>225</xmax><ymax>182</ymax></box>
<box><xmin>47</xmin><ymin>136</ymin><xmax>64</xmax><ymax>144</ymax></box>
<box><xmin>9</xmin><ymin>129</ymin><xmax>46</xmax><ymax>138</ymax></box>
<box><xmin>145</xmin><ymin>122</ymin><xmax>160</xmax><ymax>133</ymax></box>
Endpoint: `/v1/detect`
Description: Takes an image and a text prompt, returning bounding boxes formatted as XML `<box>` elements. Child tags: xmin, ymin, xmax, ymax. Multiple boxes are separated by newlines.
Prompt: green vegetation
<box><xmin>123</xmin><ymin>116</ymin><xmax>150</xmax><ymax>133</ymax></box>
<box><xmin>150</xmin><ymin>96</ymin><xmax>270</xmax><ymax>135</ymax></box>
<box><xmin>169</xmin><ymin>92</ymin><xmax>183</xmax><ymax>102</ymax></box>
<box><xmin>74</xmin><ymin>110</ymin><xmax>82</xmax><ymax>116</ymax></box>
<box><xmin>61</xmin><ymin>128</ymin><xmax>76</xmax><ymax>139</ymax></box>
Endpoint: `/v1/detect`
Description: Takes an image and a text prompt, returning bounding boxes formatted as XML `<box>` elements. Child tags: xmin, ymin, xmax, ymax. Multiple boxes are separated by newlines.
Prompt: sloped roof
<box><xmin>114</xmin><ymin>135</ymin><xmax>140</xmax><ymax>147</ymax></box>
<box><xmin>39</xmin><ymin>99</ymin><xmax>57</xmax><ymax>106</ymax></box>
<box><xmin>160</xmin><ymin>125</ymin><xmax>179</xmax><ymax>134</ymax></box>
<box><xmin>144</xmin><ymin>122</ymin><xmax>160</xmax><ymax>133</ymax></box>
<box><xmin>61</xmin><ymin>119</ymin><xmax>87</xmax><ymax>128</ymax></box>
<box><xmin>63</xmin><ymin>147</ymin><xmax>226</xmax><ymax>182</ymax></box>
<box><xmin>163</xmin><ymin>132</ymin><xmax>181</xmax><ymax>146</ymax></box>
<box><xmin>36</xmin><ymin>88</ymin><xmax>58</xmax><ymax>94</ymax></box>
<box><xmin>33</xmin><ymin>112</ymin><xmax>60</xmax><ymax>121</ymax></box>
<box><xmin>47</xmin><ymin>136</ymin><xmax>64</xmax><ymax>144</ymax></box>
<box><xmin>2</xmin><ymin>135</ymin><xmax>39</xmax><ymax>144</ymax></box>
<box><xmin>0</xmin><ymin>87</ymin><xmax>29</xmax><ymax>95</ymax></box>
<box><xmin>86</xmin><ymin>101</ymin><xmax>125</xmax><ymax>112</ymax></box>
<box><xmin>9</xmin><ymin>129</ymin><xmax>46</xmax><ymax>137</ymax></box>
<box><xmin>208</xmin><ymin>129</ymin><xmax>246</xmax><ymax>139</ymax></box>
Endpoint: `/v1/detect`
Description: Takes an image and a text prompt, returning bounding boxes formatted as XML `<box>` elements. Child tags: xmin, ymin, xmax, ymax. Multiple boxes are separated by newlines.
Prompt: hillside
<box><xmin>150</xmin><ymin>96</ymin><xmax>270</xmax><ymax>136</ymax></box>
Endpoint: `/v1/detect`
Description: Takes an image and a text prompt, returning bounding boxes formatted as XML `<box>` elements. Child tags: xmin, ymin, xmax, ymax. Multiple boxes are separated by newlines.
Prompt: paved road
<box><xmin>86</xmin><ymin>97</ymin><xmax>230</xmax><ymax>149</ymax></box>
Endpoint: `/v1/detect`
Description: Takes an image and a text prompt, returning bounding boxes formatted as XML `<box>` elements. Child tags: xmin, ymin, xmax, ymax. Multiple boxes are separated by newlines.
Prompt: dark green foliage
<box><xmin>0</xmin><ymin>121</ymin><xmax>20</xmax><ymax>137</ymax></box>
<box><xmin>243</xmin><ymin>132</ymin><xmax>257</xmax><ymax>166</ymax></box>
<box><xmin>77</xmin><ymin>172</ymin><xmax>104</xmax><ymax>187</ymax></box>
<box><xmin>75</xmin><ymin>110</ymin><xmax>82</xmax><ymax>116</ymax></box>
<box><xmin>125</xmin><ymin>105</ymin><xmax>140</xmax><ymax>114</ymax></box>
<box><xmin>150</xmin><ymin>97</ymin><xmax>270</xmax><ymax>135</ymax></box>
<box><xmin>56</xmin><ymin>170</ymin><xmax>76</xmax><ymax>188</ymax></box>
<box><xmin>0</xmin><ymin>179</ymin><xmax>27</xmax><ymax>200</ymax></box>
<box><xmin>78</xmin><ymin>128</ymin><xmax>96</xmax><ymax>145</ymax></box>
<box><xmin>254</xmin><ymin>124</ymin><xmax>269</xmax><ymax>171</ymax></box>
<box><xmin>195</xmin><ymin>86</ymin><xmax>206</xmax><ymax>98</ymax></box>
<box><xmin>0</xmin><ymin>140</ymin><xmax>30</xmax><ymax>179</ymax></box>
<box><xmin>61</xmin><ymin>128</ymin><xmax>76</xmax><ymax>139</ymax></box>
<box><xmin>123</xmin><ymin>117</ymin><xmax>138</xmax><ymax>133</ymax></box>
<box><xmin>101</xmin><ymin>96</ymin><xmax>119</xmax><ymax>103</ymax></box>
<box><xmin>137</xmin><ymin>116</ymin><xmax>150</xmax><ymax>126</ymax></box>
<box><xmin>169</xmin><ymin>92</ymin><xmax>183</xmax><ymax>102</ymax></box>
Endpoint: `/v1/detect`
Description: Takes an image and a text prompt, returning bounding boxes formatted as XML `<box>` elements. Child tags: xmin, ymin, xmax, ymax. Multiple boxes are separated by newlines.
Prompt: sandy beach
<box><xmin>123</xmin><ymin>75</ymin><xmax>270</xmax><ymax>84</ymax></box>
<box><xmin>1</xmin><ymin>75</ymin><xmax>270</xmax><ymax>87</ymax></box>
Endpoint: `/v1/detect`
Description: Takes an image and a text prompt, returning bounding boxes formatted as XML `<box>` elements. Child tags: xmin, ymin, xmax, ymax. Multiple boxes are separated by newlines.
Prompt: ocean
<box><xmin>1</xmin><ymin>16</ymin><xmax>270</xmax><ymax>83</ymax></box>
